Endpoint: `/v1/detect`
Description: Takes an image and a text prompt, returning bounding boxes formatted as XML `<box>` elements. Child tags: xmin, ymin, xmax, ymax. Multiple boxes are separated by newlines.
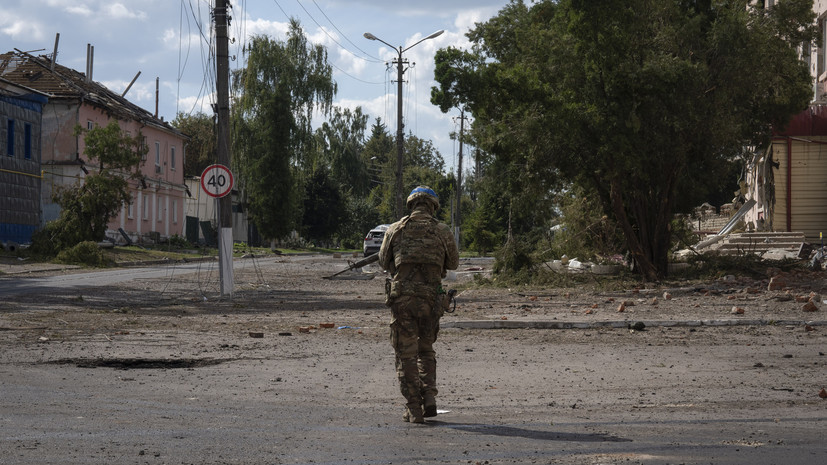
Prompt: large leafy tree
<box><xmin>301</xmin><ymin>166</ymin><xmax>347</xmax><ymax>243</ymax></box>
<box><xmin>439</xmin><ymin>0</ymin><xmax>817</xmax><ymax>279</ymax></box>
<box><xmin>313</xmin><ymin>106</ymin><xmax>370</xmax><ymax>196</ymax></box>
<box><xmin>172</xmin><ymin>112</ymin><xmax>215</xmax><ymax>177</ymax></box>
<box><xmin>232</xmin><ymin>19</ymin><xmax>336</xmax><ymax>240</ymax></box>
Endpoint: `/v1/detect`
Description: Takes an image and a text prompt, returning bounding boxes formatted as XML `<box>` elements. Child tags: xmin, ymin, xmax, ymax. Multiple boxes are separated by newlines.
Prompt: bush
<box><xmin>56</xmin><ymin>241</ymin><xmax>106</xmax><ymax>267</ymax></box>
<box><xmin>168</xmin><ymin>234</ymin><xmax>191</xmax><ymax>248</ymax></box>
<box><xmin>494</xmin><ymin>236</ymin><xmax>534</xmax><ymax>275</ymax></box>
<box><xmin>540</xmin><ymin>188</ymin><xmax>625</xmax><ymax>263</ymax></box>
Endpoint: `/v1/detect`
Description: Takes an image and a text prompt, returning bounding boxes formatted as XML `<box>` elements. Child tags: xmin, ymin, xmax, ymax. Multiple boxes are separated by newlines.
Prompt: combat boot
<box><xmin>423</xmin><ymin>396</ymin><xmax>437</xmax><ymax>418</ymax></box>
<box><xmin>403</xmin><ymin>403</ymin><xmax>424</xmax><ymax>423</ymax></box>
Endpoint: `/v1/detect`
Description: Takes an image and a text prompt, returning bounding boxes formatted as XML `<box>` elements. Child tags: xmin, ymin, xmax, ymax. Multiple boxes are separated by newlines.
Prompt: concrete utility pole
<box><xmin>363</xmin><ymin>30</ymin><xmax>444</xmax><ymax>219</ymax></box>
<box><xmin>454</xmin><ymin>109</ymin><xmax>467</xmax><ymax>251</ymax></box>
<box><xmin>215</xmin><ymin>0</ymin><xmax>233</xmax><ymax>296</ymax></box>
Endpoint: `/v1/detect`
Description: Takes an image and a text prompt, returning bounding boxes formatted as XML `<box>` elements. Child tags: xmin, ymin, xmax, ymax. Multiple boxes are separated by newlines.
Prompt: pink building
<box><xmin>0</xmin><ymin>50</ymin><xmax>187</xmax><ymax>244</ymax></box>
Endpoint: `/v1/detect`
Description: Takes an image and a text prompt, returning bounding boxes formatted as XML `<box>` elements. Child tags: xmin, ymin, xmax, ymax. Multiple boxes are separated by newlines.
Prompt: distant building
<box><xmin>741</xmin><ymin>2</ymin><xmax>827</xmax><ymax>242</ymax></box>
<box><xmin>0</xmin><ymin>78</ymin><xmax>47</xmax><ymax>246</ymax></box>
<box><xmin>0</xmin><ymin>50</ymin><xmax>187</xmax><ymax>245</ymax></box>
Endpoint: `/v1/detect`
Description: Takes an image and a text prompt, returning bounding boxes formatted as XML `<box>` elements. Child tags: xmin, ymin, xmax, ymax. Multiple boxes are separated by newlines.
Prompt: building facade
<box><xmin>0</xmin><ymin>79</ymin><xmax>46</xmax><ymax>246</ymax></box>
<box><xmin>0</xmin><ymin>51</ymin><xmax>187</xmax><ymax>245</ymax></box>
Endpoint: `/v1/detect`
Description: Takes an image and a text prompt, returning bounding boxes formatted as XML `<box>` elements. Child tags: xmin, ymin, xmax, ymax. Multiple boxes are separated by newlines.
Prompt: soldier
<box><xmin>378</xmin><ymin>186</ymin><xmax>459</xmax><ymax>423</ymax></box>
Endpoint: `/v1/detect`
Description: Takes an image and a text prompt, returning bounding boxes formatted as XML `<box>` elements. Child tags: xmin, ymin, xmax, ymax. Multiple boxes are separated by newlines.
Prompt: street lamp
<box><xmin>364</xmin><ymin>29</ymin><xmax>445</xmax><ymax>219</ymax></box>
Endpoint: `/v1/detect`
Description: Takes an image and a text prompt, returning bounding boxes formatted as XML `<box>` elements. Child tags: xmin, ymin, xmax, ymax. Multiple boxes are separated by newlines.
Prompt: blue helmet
<box><xmin>406</xmin><ymin>186</ymin><xmax>439</xmax><ymax>210</ymax></box>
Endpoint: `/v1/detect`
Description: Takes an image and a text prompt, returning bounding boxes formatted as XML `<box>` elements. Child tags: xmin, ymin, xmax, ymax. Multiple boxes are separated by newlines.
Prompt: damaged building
<box><xmin>0</xmin><ymin>48</ymin><xmax>187</xmax><ymax>245</ymax></box>
<box><xmin>743</xmin><ymin>106</ymin><xmax>827</xmax><ymax>244</ymax></box>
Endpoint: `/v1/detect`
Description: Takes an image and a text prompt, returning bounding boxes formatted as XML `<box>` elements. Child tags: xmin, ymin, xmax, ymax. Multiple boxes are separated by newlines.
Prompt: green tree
<box><xmin>32</xmin><ymin>120</ymin><xmax>145</xmax><ymax>256</ymax></box>
<box><xmin>172</xmin><ymin>112</ymin><xmax>215</xmax><ymax>177</ymax></box>
<box><xmin>362</xmin><ymin>119</ymin><xmax>395</xmax><ymax>221</ymax></box>
<box><xmin>441</xmin><ymin>0</ymin><xmax>817</xmax><ymax>280</ymax></box>
<box><xmin>314</xmin><ymin>106</ymin><xmax>370</xmax><ymax>196</ymax></box>
<box><xmin>301</xmin><ymin>166</ymin><xmax>347</xmax><ymax>243</ymax></box>
<box><xmin>232</xmin><ymin>19</ymin><xmax>336</xmax><ymax>240</ymax></box>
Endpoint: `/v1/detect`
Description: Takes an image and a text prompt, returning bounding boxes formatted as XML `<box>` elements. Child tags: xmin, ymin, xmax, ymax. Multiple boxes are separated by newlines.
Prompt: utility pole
<box><xmin>454</xmin><ymin>110</ymin><xmax>467</xmax><ymax>251</ymax></box>
<box><xmin>363</xmin><ymin>30</ymin><xmax>444</xmax><ymax>219</ymax></box>
<box><xmin>393</xmin><ymin>54</ymin><xmax>405</xmax><ymax>219</ymax></box>
<box><xmin>214</xmin><ymin>0</ymin><xmax>233</xmax><ymax>296</ymax></box>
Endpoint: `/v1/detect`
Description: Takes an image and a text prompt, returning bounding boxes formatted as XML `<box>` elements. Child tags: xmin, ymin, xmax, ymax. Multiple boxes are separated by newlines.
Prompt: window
<box><xmin>24</xmin><ymin>123</ymin><xmax>31</xmax><ymax>159</ymax></box>
<box><xmin>142</xmin><ymin>193</ymin><xmax>149</xmax><ymax>220</ymax></box>
<box><xmin>170</xmin><ymin>146</ymin><xmax>176</xmax><ymax>170</ymax></box>
<box><xmin>141</xmin><ymin>136</ymin><xmax>147</xmax><ymax>161</ymax></box>
<box><xmin>155</xmin><ymin>141</ymin><xmax>161</xmax><ymax>166</ymax></box>
<box><xmin>127</xmin><ymin>200</ymin><xmax>134</xmax><ymax>219</ymax></box>
<box><xmin>87</xmin><ymin>121</ymin><xmax>93</xmax><ymax>130</ymax></box>
<box><xmin>6</xmin><ymin>119</ymin><xmax>14</xmax><ymax>156</ymax></box>
<box><xmin>172</xmin><ymin>200</ymin><xmax>178</xmax><ymax>223</ymax></box>
<box><xmin>157</xmin><ymin>196</ymin><xmax>163</xmax><ymax>221</ymax></box>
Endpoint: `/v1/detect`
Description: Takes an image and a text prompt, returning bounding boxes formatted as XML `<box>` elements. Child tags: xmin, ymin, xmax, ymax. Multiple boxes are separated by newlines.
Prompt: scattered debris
<box><xmin>731</xmin><ymin>306</ymin><xmax>745</xmax><ymax>315</ymax></box>
<box><xmin>629</xmin><ymin>322</ymin><xmax>646</xmax><ymax>331</ymax></box>
<box><xmin>248</xmin><ymin>332</ymin><xmax>264</xmax><ymax>338</ymax></box>
<box><xmin>802</xmin><ymin>301</ymin><xmax>819</xmax><ymax>312</ymax></box>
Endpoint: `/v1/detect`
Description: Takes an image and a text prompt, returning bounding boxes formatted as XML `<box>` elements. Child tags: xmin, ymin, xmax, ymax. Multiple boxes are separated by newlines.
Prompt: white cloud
<box><xmin>64</xmin><ymin>5</ymin><xmax>93</xmax><ymax>17</ymax></box>
<box><xmin>105</xmin><ymin>3</ymin><xmax>147</xmax><ymax>20</ymax></box>
<box><xmin>1</xmin><ymin>16</ymin><xmax>46</xmax><ymax>42</ymax></box>
<box><xmin>245</xmin><ymin>18</ymin><xmax>290</xmax><ymax>39</ymax></box>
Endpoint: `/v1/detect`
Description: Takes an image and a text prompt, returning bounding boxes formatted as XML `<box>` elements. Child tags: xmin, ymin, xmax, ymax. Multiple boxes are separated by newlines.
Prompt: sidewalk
<box><xmin>443</xmin><ymin>281</ymin><xmax>827</xmax><ymax>330</ymax></box>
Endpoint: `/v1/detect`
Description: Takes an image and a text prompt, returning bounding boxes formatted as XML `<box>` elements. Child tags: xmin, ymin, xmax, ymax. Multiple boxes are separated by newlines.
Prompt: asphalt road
<box><xmin>0</xmin><ymin>255</ymin><xmax>825</xmax><ymax>464</ymax></box>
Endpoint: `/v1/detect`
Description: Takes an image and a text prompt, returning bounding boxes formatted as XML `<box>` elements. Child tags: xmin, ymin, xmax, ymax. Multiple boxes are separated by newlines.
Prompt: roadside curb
<box><xmin>441</xmin><ymin>319</ymin><xmax>827</xmax><ymax>330</ymax></box>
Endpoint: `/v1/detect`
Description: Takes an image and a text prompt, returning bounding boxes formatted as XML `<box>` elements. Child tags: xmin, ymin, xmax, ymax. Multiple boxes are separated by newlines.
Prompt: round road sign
<box><xmin>200</xmin><ymin>164</ymin><xmax>234</xmax><ymax>198</ymax></box>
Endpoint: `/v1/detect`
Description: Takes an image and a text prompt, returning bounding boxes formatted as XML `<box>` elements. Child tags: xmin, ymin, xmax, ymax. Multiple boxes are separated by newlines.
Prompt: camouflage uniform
<box><xmin>378</xmin><ymin>187</ymin><xmax>459</xmax><ymax>423</ymax></box>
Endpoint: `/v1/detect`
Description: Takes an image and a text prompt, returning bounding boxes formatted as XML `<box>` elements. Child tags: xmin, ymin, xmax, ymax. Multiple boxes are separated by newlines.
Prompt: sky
<box><xmin>1</xmin><ymin>0</ymin><xmax>514</xmax><ymax>175</ymax></box>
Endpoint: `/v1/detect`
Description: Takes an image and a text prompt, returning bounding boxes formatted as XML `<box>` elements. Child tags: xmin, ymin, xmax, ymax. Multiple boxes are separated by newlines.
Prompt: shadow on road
<box><xmin>430</xmin><ymin>421</ymin><xmax>632</xmax><ymax>442</ymax></box>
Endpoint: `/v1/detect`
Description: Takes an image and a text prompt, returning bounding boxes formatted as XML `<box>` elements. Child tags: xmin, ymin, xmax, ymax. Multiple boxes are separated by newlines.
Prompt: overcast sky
<box><xmin>2</xmin><ymin>0</ymin><xmax>514</xmax><ymax>174</ymax></box>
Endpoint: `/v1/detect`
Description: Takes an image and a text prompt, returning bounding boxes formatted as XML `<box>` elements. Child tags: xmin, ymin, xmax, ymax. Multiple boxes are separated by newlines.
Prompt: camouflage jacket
<box><xmin>378</xmin><ymin>207</ymin><xmax>459</xmax><ymax>286</ymax></box>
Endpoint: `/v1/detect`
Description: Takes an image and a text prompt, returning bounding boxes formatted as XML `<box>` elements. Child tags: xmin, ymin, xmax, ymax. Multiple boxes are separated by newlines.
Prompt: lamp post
<box><xmin>364</xmin><ymin>30</ymin><xmax>444</xmax><ymax>219</ymax></box>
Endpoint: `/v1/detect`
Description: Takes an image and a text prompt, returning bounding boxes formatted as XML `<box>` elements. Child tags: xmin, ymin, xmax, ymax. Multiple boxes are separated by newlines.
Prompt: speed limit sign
<box><xmin>200</xmin><ymin>164</ymin><xmax>234</xmax><ymax>198</ymax></box>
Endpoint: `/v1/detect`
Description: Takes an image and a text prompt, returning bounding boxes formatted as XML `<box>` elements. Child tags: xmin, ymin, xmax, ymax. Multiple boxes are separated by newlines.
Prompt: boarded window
<box><xmin>24</xmin><ymin>123</ymin><xmax>31</xmax><ymax>159</ymax></box>
<box><xmin>6</xmin><ymin>119</ymin><xmax>14</xmax><ymax>156</ymax></box>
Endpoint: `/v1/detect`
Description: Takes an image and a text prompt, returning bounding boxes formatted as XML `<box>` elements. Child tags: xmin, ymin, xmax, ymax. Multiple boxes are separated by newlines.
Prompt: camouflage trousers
<box><xmin>389</xmin><ymin>294</ymin><xmax>440</xmax><ymax>409</ymax></box>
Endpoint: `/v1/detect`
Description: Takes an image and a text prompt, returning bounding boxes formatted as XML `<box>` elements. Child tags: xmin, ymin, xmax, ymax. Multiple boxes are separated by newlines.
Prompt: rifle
<box><xmin>324</xmin><ymin>253</ymin><xmax>379</xmax><ymax>280</ymax></box>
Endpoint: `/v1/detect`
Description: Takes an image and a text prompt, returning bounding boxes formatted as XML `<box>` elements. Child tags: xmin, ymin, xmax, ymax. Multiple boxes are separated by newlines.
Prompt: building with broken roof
<box><xmin>0</xmin><ymin>49</ymin><xmax>187</xmax><ymax>245</ymax></box>
<box><xmin>0</xmin><ymin>78</ymin><xmax>47</xmax><ymax>247</ymax></box>
<box><xmin>740</xmin><ymin>2</ymin><xmax>827</xmax><ymax>245</ymax></box>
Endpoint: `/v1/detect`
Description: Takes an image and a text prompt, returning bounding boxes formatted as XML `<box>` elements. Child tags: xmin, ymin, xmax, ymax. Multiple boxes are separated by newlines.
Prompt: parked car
<box><xmin>363</xmin><ymin>224</ymin><xmax>390</xmax><ymax>256</ymax></box>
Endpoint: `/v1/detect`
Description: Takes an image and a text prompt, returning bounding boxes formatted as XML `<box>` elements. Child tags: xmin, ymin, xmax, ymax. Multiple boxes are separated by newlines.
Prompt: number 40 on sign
<box><xmin>200</xmin><ymin>164</ymin><xmax>234</xmax><ymax>198</ymax></box>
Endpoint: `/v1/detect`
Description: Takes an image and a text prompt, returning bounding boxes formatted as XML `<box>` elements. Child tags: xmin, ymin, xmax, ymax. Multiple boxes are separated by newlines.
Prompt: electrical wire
<box><xmin>310</xmin><ymin>0</ymin><xmax>380</xmax><ymax>62</ymax></box>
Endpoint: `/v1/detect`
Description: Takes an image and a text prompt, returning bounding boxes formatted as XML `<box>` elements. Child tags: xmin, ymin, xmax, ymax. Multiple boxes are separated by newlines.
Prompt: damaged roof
<box><xmin>0</xmin><ymin>50</ymin><xmax>183</xmax><ymax>137</ymax></box>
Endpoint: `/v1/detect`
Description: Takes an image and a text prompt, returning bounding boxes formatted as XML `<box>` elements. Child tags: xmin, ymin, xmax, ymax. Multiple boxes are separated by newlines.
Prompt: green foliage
<box><xmin>32</xmin><ymin>121</ymin><xmax>143</xmax><ymax>256</ymax></box>
<box><xmin>442</xmin><ymin>0</ymin><xmax>818</xmax><ymax>280</ymax></box>
<box><xmin>172</xmin><ymin>112</ymin><xmax>216</xmax><ymax>177</ymax></box>
<box><xmin>338</xmin><ymin>194</ymin><xmax>381</xmax><ymax>249</ymax></box>
<box><xmin>493</xmin><ymin>234</ymin><xmax>534</xmax><ymax>275</ymax></box>
<box><xmin>542</xmin><ymin>187</ymin><xmax>625</xmax><ymax>263</ymax></box>
<box><xmin>232</xmin><ymin>19</ymin><xmax>336</xmax><ymax>240</ymax></box>
<box><xmin>301</xmin><ymin>166</ymin><xmax>347</xmax><ymax>242</ymax></box>
<box><xmin>56</xmin><ymin>241</ymin><xmax>106</xmax><ymax>267</ymax></box>
<box><xmin>168</xmin><ymin>234</ymin><xmax>191</xmax><ymax>248</ymax></box>
<box><xmin>313</xmin><ymin>106</ymin><xmax>370</xmax><ymax>196</ymax></box>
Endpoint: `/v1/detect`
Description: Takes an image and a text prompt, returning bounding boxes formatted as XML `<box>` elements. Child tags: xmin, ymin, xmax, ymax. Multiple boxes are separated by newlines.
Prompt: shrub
<box><xmin>56</xmin><ymin>241</ymin><xmax>106</xmax><ymax>267</ymax></box>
